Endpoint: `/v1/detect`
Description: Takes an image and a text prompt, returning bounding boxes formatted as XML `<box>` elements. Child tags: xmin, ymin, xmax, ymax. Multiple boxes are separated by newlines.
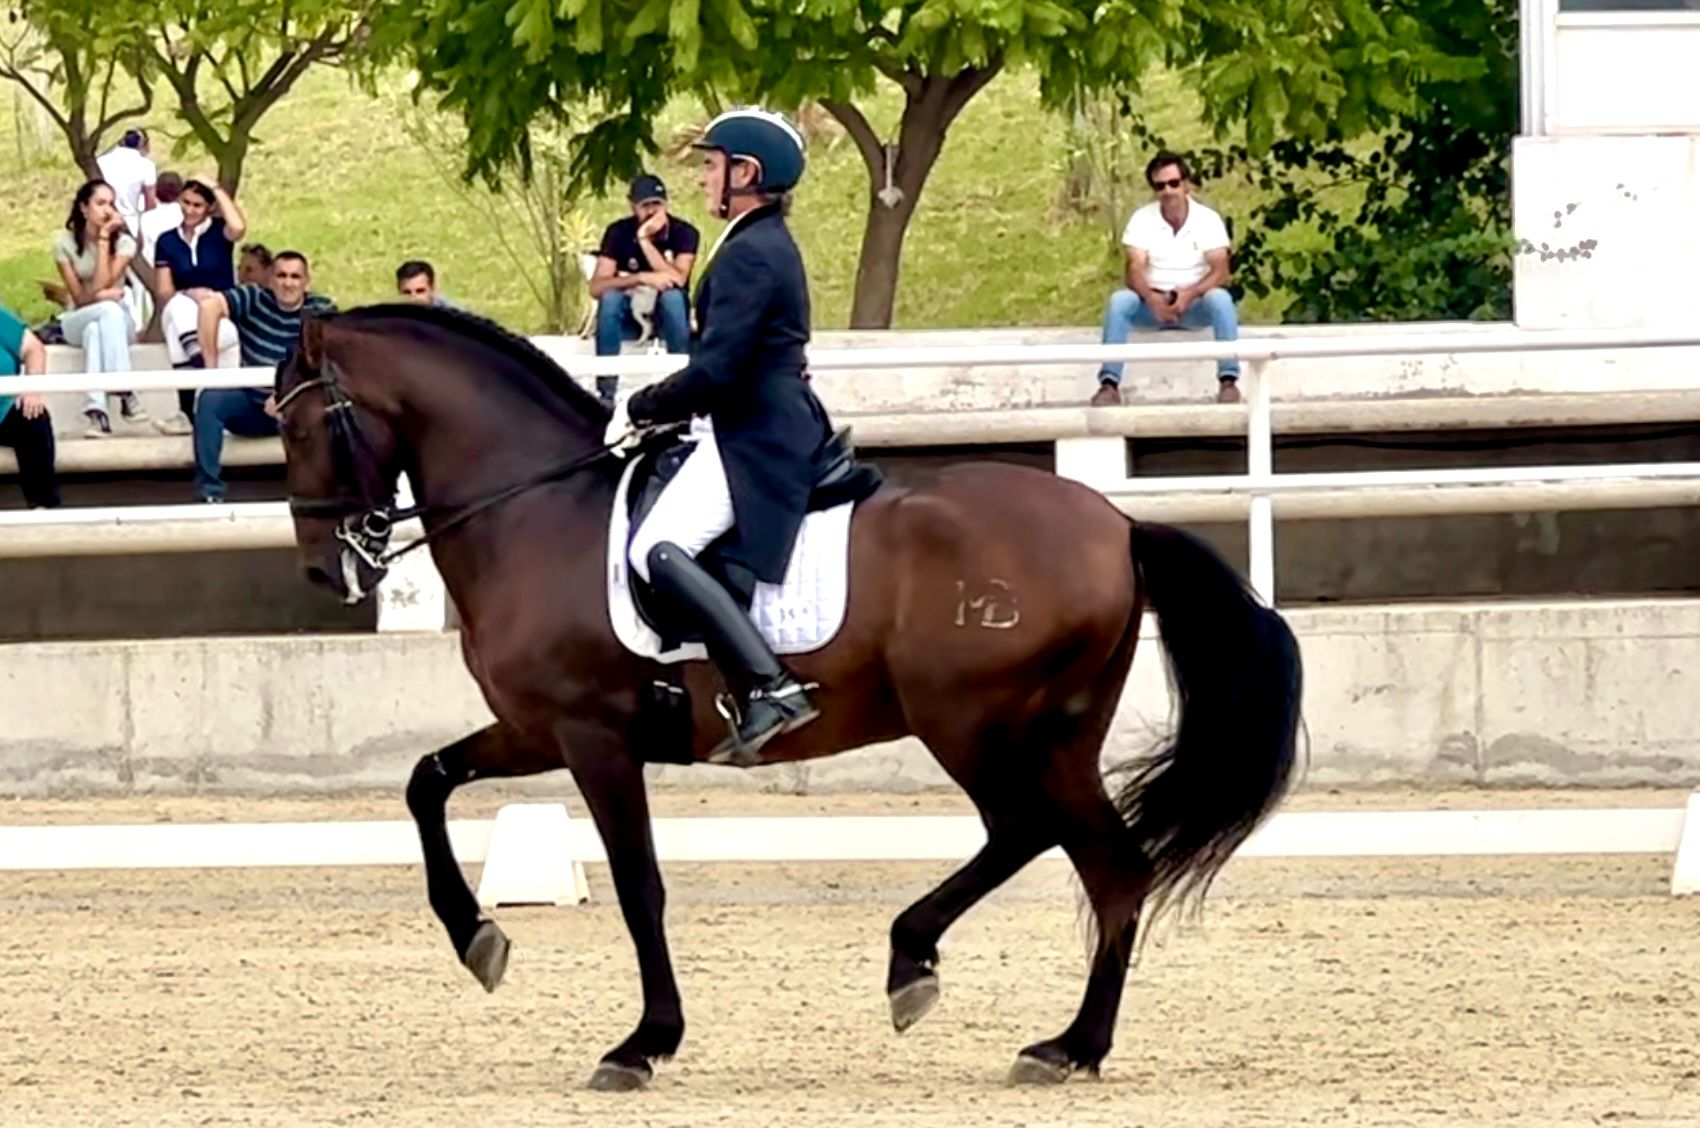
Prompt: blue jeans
<box><xmin>1097</xmin><ymin>287</ymin><xmax>1240</xmax><ymax>384</ymax></box>
<box><xmin>194</xmin><ymin>388</ymin><xmax>277</xmax><ymax>500</ymax></box>
<box><xmin>58</xmin><ymin>300</ymin><xmax>135</xmax><ymax>413</ymax></box>
<box><xmin>595</xmin><ymin>288</ymin><xmax>690</xmax><ymax>402</ymax></box>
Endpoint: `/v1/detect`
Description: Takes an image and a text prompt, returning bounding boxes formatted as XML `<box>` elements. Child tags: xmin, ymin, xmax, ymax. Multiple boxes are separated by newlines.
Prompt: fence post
<box><xmin>1245</xmin><ymin>358</ymin><xmax>1276</xmax><ymax>605</ymax></box>
<box><xmin>375</xmin><ymin>474</ymin><xmax>449</xmax><ymax>632</ymax></box>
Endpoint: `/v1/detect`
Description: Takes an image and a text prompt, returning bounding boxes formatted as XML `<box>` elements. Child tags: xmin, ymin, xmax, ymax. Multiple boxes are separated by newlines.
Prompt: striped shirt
<box><xmin>222</xmin><ymin>284</ymin><xmax>336</xmax><ymax>369</ymax></box>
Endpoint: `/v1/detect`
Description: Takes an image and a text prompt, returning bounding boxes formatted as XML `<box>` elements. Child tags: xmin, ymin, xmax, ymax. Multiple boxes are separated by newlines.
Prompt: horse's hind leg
<box><xmin>1009</xmin><ymin>747</ymin><xmax>1145</xmax><ymax>1084</ymax></box>
<box><xmin>887</xmin><ymin>803</ymin><xmax>1055</xmax><ymax>1033</ymax></box>
<box><xmin>405</xmin><ymin>724</ymin><xmax>562</xmax><ymax>991</ymax></box>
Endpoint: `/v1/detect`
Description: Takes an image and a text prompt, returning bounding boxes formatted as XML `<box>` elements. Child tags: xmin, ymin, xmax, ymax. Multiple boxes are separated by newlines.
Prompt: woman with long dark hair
<box><xmin>54</xmin><ymin>178</ymin><xmax>144</xmax><ymax>436</ymax></box>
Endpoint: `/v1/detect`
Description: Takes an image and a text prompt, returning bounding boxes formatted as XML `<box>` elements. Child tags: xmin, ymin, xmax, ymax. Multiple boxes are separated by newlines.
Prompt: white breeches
<box><xmin>629</xmin><ymin>436</ymin><xmax>736</xmax><ymax>583</ymax></box>
<box><xmin>161</xmin><ymin>292</ymin><xmax>241</xmax><ymax>368</ymax></box>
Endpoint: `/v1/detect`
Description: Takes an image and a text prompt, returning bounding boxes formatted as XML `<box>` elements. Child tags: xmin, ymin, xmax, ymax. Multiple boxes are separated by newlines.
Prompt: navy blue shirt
<box><xmin>155</xmin><ymin>218</ymin><xmax>237</xmax><ymax>292</ymax></box>
<box><xmin>597</xmin><ymin>215</ymin><xmax>700</xmax><ymax>276</ymax></box>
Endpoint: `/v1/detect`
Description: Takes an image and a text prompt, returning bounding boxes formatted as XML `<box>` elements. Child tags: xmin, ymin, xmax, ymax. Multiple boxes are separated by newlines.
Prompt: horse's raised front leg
<box><xmin>405</xmin><ymin>724</ymin><xmax>562</xmax><ymax>991</ymax></box>
<box><xmin>566</xmin><ymin>733</ymin><xmax>684</xmax><ymax>1092</ymax></box>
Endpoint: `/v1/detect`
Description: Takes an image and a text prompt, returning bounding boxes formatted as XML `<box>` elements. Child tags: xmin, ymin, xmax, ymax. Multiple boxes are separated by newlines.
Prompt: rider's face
<box><xmin>700</xmin><ymin>151</ymin><xmax>728</xmax><ymax>216</ymax></box>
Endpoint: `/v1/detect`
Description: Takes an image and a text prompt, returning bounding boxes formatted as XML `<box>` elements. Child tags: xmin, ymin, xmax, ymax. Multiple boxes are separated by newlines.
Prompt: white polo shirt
<box><xmin>95</xmin><ymin>146</ymin><xmax>158</xmax><ymax>233</ymax></box>
<box><xmin>1121</xmin><ymin>199</ymin><xmax>1231</xmax><ymax>292</ymax></box>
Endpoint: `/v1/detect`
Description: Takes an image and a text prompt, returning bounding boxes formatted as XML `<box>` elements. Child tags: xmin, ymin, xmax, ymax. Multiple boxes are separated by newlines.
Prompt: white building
<box><xmin>1515</xmin><ymin>0</ymin><xmax>1700</xmax><ymax>327</ymax></box>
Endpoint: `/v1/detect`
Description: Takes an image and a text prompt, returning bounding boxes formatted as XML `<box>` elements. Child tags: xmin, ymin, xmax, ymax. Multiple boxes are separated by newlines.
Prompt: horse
<box><xmin>272</xmin><ymin>302</ymin><xmax>1304</xmax><ymax>1091</ymax></box>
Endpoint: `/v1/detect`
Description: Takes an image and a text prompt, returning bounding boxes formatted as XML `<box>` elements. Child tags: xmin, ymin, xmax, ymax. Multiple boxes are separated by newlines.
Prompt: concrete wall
<box><xmin>3</xmin><ymin>597</ymin><xmax>1698</xmax><ymax>796</ymax></box>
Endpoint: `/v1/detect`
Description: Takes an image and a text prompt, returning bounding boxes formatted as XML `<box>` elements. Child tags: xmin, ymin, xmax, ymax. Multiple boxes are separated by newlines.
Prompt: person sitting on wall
<box><xmin>589</xmin><ymin>173</ymin><xmax>699</xmax><ymax>405</ymax></box>
<box><xmin>0</xmin><ymin>302</ymin><xmax>60</xmax><ymax>509</ymax></box>
<box><xmin>1091</xmin><ymin>150</ymin><xmax>1242</xmax><ymax>407</ymax></box>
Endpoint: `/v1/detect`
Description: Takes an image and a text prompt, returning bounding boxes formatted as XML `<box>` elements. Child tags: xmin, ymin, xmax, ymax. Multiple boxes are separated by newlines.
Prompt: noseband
<box><xmin>276</xmin><ymin>366</ymin><xmax>631</xmax><ymax>569</ymax></box>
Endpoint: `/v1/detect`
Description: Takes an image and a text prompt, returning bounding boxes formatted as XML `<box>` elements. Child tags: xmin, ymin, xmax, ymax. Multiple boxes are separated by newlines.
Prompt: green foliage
<box><xmin>1</xmin><ymin>0</ymin><xmax>387</xmax><ymax>190</ymax></box>
<box><xmin>0</xmin><ymin>0</ymin><xmax>157</xmax><ymax>174</ymax></box>
<box><xmin>385</xmin><ymin>0</ymin><xmax>1497</xmax><ymax>327</ymax></box>
<box><xmin>1172</xmin><ymin>0</ymin><xmax>1518</xmax><ymax>321</ymax></box>
<box><xmin>144</xmin><ymin>0</ymin><xmax>390</xmax><ymax>190</ymax></box>
<box><xmin>388</xmin><ymin>0</ymin><xmax>1483</xmax><ymax>193</ymax></box>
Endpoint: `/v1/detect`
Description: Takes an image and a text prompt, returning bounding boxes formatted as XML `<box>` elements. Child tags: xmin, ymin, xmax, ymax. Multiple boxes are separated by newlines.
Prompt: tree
<box><xmin>3</xmin><ymin>0</ymin><xmax>389</xmax><ymax>193</ymax></box>
<box><xmin>145</xmin><ymin>0</ymin><xmax>387</xmax><ymax>193</ymax></box>
<box><xmin>1175</xmin><ymin>0</ymin><xmax>1517</xmax><ymax>322</ymax></box>
<box><xmin>394</xmin><ymin>87</ymin><xmax>600</xmax><ymax>333</ymax></box>
<box><xmin>0</xmin><ymin>0</ymin><xmax>154</xmax><ymax>179</ymax></box>
<box><xmin>384</xmin><ymin>0</ymin><xmax>1481</xmax><ymax>328</ymax></box>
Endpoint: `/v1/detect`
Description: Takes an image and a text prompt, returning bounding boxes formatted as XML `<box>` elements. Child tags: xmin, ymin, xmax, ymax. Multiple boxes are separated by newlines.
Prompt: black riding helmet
<box><xmin>692</xmin><ymin>108</ymin><xmax>807</xmax><ymax>217</ymax></box>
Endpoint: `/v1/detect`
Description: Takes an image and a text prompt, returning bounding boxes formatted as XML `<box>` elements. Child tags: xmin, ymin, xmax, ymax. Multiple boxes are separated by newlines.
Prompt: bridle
<box><xmin>274</xmin><ymin>365</ymin><xmax>636</xmax><ymax>576</ymax></box>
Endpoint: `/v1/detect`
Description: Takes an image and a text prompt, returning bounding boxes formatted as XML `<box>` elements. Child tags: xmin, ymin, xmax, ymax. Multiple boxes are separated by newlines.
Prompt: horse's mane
<box><xmin>337</xmin><ymin>302</ymin><xmax>613</xmax><ymax>426</ymax></box>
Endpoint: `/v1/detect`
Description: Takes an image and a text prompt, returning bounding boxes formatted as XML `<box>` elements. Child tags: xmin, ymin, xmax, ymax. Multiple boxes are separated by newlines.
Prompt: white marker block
<box><xmin>476</xmin><ymin>803</ymin><xmax>591</xmax><ymax>908</ymax></box>
<box><xmin>1670</xmin><ymin>789</ymin><xmax>1700</xmax><ymax>896</ymax></box>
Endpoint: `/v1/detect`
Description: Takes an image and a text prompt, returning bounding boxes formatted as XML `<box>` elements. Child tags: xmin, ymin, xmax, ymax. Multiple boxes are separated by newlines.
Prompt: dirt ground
<box><xmin>3</xmin><ymin>789</ymin><xmax>1699</xmax><ymax>1127</ymax></box>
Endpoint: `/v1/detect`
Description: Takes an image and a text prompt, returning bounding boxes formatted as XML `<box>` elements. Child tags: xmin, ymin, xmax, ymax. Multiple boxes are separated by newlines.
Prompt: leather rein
<box><xmin>273</xmin><ymin>368</ymin><xmax>641</xmax><ymax>571</ymax></box>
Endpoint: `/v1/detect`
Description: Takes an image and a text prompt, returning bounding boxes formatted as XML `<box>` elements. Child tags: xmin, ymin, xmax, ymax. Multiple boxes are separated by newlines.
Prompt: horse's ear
<box><xmin>300</xmin><ymin>317</ymin><xmax>328</xmax><ymax>371</ymax></box>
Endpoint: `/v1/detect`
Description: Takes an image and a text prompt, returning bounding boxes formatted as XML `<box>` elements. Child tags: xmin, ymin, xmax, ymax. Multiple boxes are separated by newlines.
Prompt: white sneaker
<box><xmin>153</xmin><ymin>412</ymin><xmax>193</xmax><ymax>436</ymax></box>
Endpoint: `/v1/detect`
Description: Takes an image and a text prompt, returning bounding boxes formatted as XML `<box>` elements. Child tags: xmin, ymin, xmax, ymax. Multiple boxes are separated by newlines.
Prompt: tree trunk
<box><xmin>216</xmin><ymin>134</ymin><xmax>250</xmax><ymax>196</ymax></box>
<box><xmin>828</xmin><ymin>63</ymin><xmax>1004</xmax><ymax>329</ymax></box>
<box><xmin>848</xmin><ymin>195</ymin><xmax>920</xmax><ymax>330</ymax></box>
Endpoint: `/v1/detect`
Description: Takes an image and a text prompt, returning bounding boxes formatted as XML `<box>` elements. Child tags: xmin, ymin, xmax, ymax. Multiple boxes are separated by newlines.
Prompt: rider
<box><xmin>612</xmin><ymin>108</ymin><xmax>833</xmax><ymax>766</ymax></box>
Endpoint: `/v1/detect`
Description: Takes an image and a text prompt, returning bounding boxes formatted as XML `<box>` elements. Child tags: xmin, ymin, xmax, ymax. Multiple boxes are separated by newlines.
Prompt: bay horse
<box><xmin>273</xmin><ymin>303</ymin><xmax>1303</xmax><ymax>1091</ymax></box>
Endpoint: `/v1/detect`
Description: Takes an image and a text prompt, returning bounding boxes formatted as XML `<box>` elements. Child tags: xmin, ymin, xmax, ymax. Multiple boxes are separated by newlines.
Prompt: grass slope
<box><xmin>0</xmin><ymin>67</ymin><xmax>1296</xmax><ymax>334</ymax></box>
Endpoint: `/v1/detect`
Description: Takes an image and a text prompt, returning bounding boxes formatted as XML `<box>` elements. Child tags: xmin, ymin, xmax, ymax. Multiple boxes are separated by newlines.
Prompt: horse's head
<box><xmin>275</xmin><ymin>316</ymin><xmax>405</xmax><ymax>604</ymax></box>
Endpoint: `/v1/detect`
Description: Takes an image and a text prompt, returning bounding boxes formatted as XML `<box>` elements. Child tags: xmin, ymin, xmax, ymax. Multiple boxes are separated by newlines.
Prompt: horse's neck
<box><xmin>395</xmin><ymin>384</ymin><xmax>615</xmax><ymax>622</ymax></box>
<box><xmin>397</xmin><ymin>381</ymin><xmax>605</xmax><ymax>514</ymax></box>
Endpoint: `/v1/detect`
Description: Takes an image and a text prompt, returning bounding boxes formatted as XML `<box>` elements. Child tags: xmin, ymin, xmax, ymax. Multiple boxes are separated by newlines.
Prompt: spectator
<box><xmin>590</xmin><ymin>173</ymin><xmax>698</xmax><ymax>404</ymax></box>
<box><xmin>137</xmin><ymin>171</ymin><xmax>185</xmax><ymax>268</ymax></box>
<box><xmin>153</xmin><ymin>174</ymin><xmax>250</xmax><ymax>434</ymax></box>
<box><xmin>0</xmin><ymin>302</ymin><xmax>60</xmax><ymax>509</ymax></box>
<box><xmin>191</xmin><ymin>251</ymin><xmax>335</xmax><ymax>502</ymax></box>
<box><xmin>238</xmin><ymin>243</ymin><xmax>274</xmax><ymax>286</ymax></box>
<box><xmin>95</xmin><ymin>129</ymin><xmax>158</xmax><ymax>236</ymax></box>
<box><xmin>1090</xmin><ymin>151</ymin><xmax>1242</xmax><ymax>407</ymax></box>
<box><xmin>54</xmin><ymin>178</ymin><xmax>146</xmax><ymax>436</ymax></box>
<box><xmin>396</xmin><ymin>260</ymin><xmax>455</xmax><ymax>308</ymax></box>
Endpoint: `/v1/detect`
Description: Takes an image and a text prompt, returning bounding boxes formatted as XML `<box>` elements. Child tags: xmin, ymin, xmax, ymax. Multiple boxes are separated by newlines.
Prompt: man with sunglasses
<box><xmin>1091</xmin><ymin>151</ymin><xmax>1241</xmax><ymax>406</ymax></box>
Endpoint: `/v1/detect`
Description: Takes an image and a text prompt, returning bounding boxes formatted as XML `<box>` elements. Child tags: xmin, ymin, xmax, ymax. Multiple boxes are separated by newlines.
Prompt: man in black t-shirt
<box><xmin>590</xmin><ymin>173</ymin><xmax>700</xmax><ymax>403</ymax></box>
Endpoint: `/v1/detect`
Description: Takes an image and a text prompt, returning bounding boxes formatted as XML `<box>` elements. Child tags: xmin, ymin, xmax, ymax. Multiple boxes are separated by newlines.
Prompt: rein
<box><xmin>276</xmin><ymin>370</ymin><xmax>655</xmax><ymax>570</ymax></box>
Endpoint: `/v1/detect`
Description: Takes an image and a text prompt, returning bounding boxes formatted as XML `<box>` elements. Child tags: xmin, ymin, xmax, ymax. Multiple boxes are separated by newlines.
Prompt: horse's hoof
<box><xmin>463</xmin><ymin>921</ymin><xmax>511</xmax><ymax>993</ymax></box>
<box><xmin>587</xmin><ymin>1061</ymin><xmax>652</xmax><ymax>1092</ymax></box>
<box><xmin>889</xmin><ymin>975</ymin><xmax>940</xmax><ymax>1033</ymax></box>
<box><xmin>1008</xmin><ymin>1053</ymin><xmax>1072</xmax><ymax>1086</ymax></box>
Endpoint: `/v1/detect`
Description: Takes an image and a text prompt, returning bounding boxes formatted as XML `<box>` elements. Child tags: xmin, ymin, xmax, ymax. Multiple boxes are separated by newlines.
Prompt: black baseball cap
<box><xmin>628</xmin><ymin>174</ymin><xmax>667</xmax><ymax>203</ymax></box>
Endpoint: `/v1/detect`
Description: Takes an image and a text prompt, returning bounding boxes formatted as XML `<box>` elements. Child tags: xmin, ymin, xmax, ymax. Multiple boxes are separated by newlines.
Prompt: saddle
<box><xmin>624</xmin><ymin>425</ymin><xmax>883</xmax><ymax>651</ymax></box>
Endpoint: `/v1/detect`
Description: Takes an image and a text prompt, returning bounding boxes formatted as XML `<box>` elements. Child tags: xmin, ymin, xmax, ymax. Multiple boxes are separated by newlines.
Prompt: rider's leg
<box><xmin>629</xmin><ymin>436</ymin><xmax>736</xmax><ymax>582</ymax></box>
<box><xmin>629</xmin><ymin>439</ymin><xmax>819</xmax><ymax>764</ymax></box>
<box><xmin>644</xmin><ymin>542</ymin><xmax>820</xmax><ymax>764</ymax></box>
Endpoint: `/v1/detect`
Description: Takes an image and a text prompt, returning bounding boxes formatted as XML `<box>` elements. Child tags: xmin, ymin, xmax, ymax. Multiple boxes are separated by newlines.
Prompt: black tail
<box><xmin>1116</xmin><ymin>521</ymin><xmax>1304</xmax><ymax>937</ymax></box>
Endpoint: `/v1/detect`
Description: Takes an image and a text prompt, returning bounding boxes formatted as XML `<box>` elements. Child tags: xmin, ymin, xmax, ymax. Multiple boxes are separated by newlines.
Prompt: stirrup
<box><xmin>708</xmin><ymin>679</ymin><xmax>820</xmax><ymax>767</ymax></box>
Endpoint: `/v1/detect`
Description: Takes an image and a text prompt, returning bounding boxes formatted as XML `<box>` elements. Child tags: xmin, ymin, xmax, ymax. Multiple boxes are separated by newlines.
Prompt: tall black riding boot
<box><xmin>645</xmin><ymin>542</ymin><xmax>820</xmax><ymax>766</ymax></box>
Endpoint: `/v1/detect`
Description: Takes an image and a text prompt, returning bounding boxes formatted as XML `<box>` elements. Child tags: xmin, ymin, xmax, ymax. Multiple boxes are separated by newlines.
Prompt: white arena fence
<box><xmin>7</xmin><ymin>325</ymin><xmax>1700</xmax><ymax>889</ymax></box>
<box><xmin>7</xmin><ymin>800</ymin><xmax>1700</xmax><ymax>906</ymax></box>
<box><xmin>6</xmin><ymin>325</ymin><xmax>1700</xmax><ymax>617</ymax></box>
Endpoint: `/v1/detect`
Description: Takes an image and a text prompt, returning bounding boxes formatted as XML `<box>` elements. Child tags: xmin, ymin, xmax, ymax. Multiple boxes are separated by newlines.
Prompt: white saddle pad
<box><xmin>607</xmin><ymin>446</ymin><xmax>855</xmax><ymax>665</ymax></box>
